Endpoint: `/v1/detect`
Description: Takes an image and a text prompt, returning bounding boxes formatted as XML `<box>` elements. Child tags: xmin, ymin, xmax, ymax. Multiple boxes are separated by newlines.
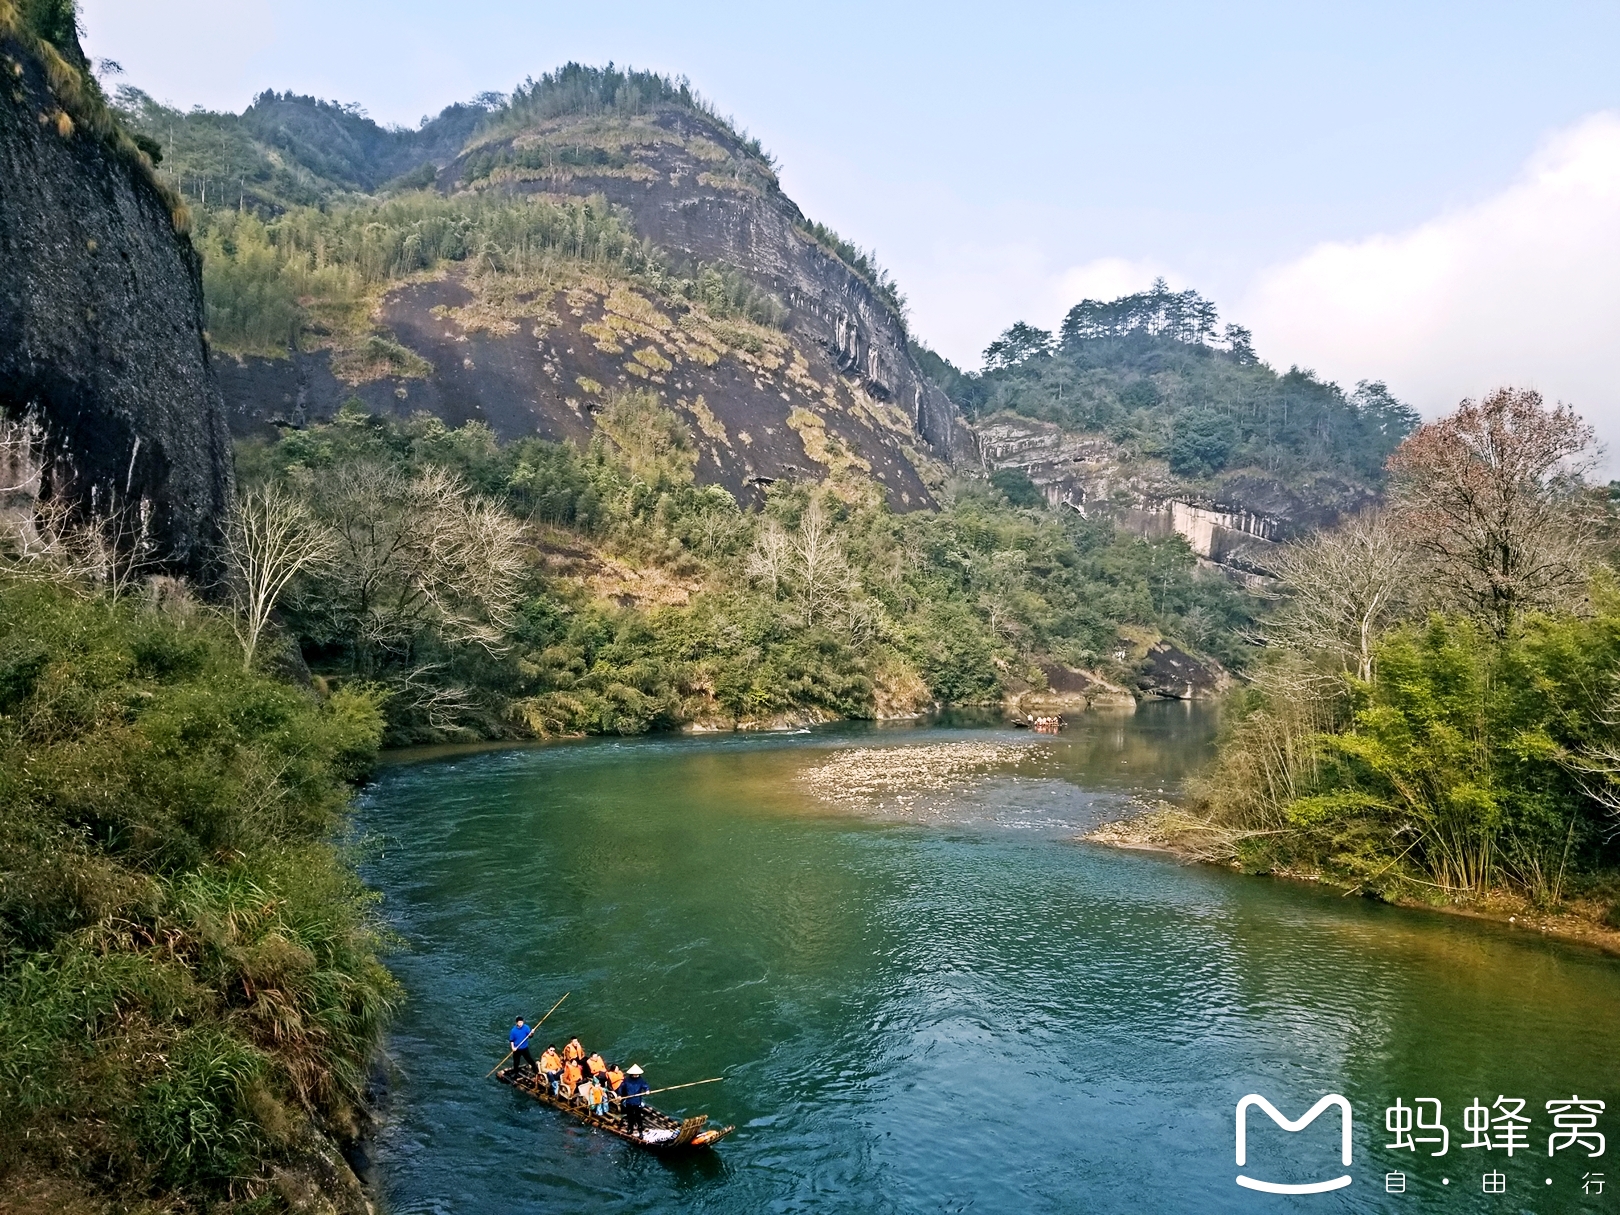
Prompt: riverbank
<box><xmin>1086</xmin><ymin>808</ymin><xmax>1620</xmax><ymax>957</ymax></box>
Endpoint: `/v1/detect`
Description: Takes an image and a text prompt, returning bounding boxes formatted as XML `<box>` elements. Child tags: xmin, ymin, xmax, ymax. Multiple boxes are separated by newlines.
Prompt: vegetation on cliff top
<box><xmin>2</xmin><ymin>0</ymin><xmax>188</xmax><ymax>230</ymax></box>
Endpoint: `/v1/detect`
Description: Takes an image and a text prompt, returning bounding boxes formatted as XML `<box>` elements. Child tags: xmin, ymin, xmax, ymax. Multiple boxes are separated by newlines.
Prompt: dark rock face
<box><xmin>1136</xmin><ymin>641</ymin><xmax>1229</xmax><ymax>700</ymax></box>
<box><xmin>473</xmin><ymin>109</ymin><xmax>969</xmax><ymax>468</ymax></box>
<box><xmin>0</xmin><ymin>33</ymin><xmax>233</xmax><ymax>574</ymax></box>
<box><xmin>217</xmin><ymin>274</ymin><xmax>941</xmax><ymax>509</ymax></box>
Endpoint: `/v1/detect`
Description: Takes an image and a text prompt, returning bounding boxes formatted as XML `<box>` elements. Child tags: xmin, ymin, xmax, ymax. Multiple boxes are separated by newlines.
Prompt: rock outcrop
<box><xmin>974</xmin><ymin>411</ymin><xmax>1383</xmax><ymax>579</ymax></box>
<box><xmin>975</xmin><ymin>412</ymin><xmax>1287</xmax><ymax>575</ymax></box>
<box><xmin>1005</xmin><ymin>662</ymin><xmax>1136</xmax><ymax>716</ymax></box>
<box><xmin>494</xmin><ymin>107</ymin><xmax>967</xmax><ymax>466</ymax></box>
<box><xmin>0</xmin><ymin>28</ymin><xmax>233</xmax><ymax>573</ymax></box>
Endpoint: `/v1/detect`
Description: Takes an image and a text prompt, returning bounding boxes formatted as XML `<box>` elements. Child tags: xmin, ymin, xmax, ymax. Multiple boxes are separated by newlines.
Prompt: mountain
<box><xmin>1</xmin><ymin>10</ymin><xmax>232</xmax><ymax>573</ymax></box>
<box><xmin>926</xmin><ymin>281</ymin><xmax>1421</xmax><ymax>575</ymax></box>
<box><xmin>117</xmin><ymin>67</ymin><xmax>965</xmax><ymax>512</ymax></box>
<box><xmin>111</xmin><ymin>66</ymin><xmax>1418</xmax><ymax>578</ymax></box>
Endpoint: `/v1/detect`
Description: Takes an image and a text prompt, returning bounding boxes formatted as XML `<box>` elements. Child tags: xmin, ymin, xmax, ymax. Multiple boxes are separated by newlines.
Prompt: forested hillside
<box><xmin>928</xmin><ymin>279</ymin><xmax>1421</xmax><ymax>529</ymax></box>
<box><xmin>69</xmin><ymin>59</ymin><xmax>1442</xmax><ymax>743</ymax></box>
<box><xmin>228</xmin><ymin>399</ymin><xmax>1253</xmax><ymax>744</ymax></box>
<box><xmin>91</xmin><ymin>65</ymin><xmax>1357</xmax><ymax>744</ymax></box>
<box><xmin>112</xmin><ymin>66</ymin><xmax>963</xmax><ymax>512</ymax></box>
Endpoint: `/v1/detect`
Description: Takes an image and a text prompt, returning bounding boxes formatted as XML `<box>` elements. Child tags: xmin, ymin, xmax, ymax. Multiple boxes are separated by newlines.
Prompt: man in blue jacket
<box><xmin>508</xmin><ymin>1017</ymin><xmax>536</xmax><ymax>1074</ymax></box>
<box><xmin>621</xmin><ymin>1063</ymin><xmax>650</xmax><ymax>1135</ymax></box>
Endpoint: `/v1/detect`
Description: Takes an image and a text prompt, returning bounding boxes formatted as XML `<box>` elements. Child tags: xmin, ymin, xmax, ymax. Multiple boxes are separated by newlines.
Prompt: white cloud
<box><xmin>1239</xmin><ymin>112</ymin><xmax>1620</xmax><ymax>456</ymax></box>
<box><xmin>1048</xmin><ymin>257</ymin><xmax>1170</xmax><ymax>315</ymax></box>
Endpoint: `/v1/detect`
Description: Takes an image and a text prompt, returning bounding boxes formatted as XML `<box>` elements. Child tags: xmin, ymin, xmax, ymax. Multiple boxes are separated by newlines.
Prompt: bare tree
<box><xmin>306</xmin><ymin>462</ymin><xmax>528</xmax><ymax>675</ymax></box>
<box><xmin>1</xmin><ymin>493</ymin><xmax>154</xmax><ymax>601</ymax></box>
<box><xmin>793</xmin><ymin>498</ymin><xmax>851</xmax><ymax>628</ymax></box>
<box><xmin>1387</xmin><ymin>388</ymin><xmax>1598</xmax><ymax>636</ymax></box>
<box><xmin>1265</xmin><ymin>511</ymin><xmax>1416</xmax><ymax>682</ymax></box>
<box><xmin>745</xmin><ymin>519</ymin><xmax>792</xmax><ymax>599</ymax></box>
<box><xmin>223</xmin><ymin>484</ymin><xmax>335</xmax><ymax>670</ymax></box>
<box><xmin>745</xmin><ymin>499</ymin><xmax>858</xmax><ymax>629</ymax></box>
<box><xmin>0</xmin><ymin>417</ymin><xmax>43</xmax><ymax>498</ymax></box>
<box><xmin>690</xmin><ymin>493</ymin><xmax>743</xmax><ymax>559</ymax></box>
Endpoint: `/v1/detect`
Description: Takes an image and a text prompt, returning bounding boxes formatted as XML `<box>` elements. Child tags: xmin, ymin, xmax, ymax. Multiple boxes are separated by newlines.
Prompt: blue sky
<box><xmin>83</xmin><ymin>1</ymin><xmax>1620</xmax><ymax>445</ymax></box>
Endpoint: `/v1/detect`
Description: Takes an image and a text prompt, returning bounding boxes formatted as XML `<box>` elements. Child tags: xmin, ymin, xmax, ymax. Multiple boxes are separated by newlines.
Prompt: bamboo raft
<box><xmin>495</xmin><ymin>1067</ymin><xmax>736</xmax><ymax>1152</ymax></box>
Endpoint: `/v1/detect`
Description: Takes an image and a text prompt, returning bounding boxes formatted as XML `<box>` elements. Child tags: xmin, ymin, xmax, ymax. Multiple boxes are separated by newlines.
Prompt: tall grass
<box><xmin>0</xmin><ymin>578</ymin><xmax>392</xmax><ymax>1207</ymax></box>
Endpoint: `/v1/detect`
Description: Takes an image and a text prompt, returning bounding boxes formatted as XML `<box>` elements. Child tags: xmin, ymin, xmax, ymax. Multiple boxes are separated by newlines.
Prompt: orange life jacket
<box><xmin>562</xmin><ymin>1059</ymin><xmax>583</xmax><ymax>1085</ymax></box>
<box><xmin>539</xmin><ymin>1049</ymin><xmax>562</xmax><ymax>1072</ymax></box>
<box><xmin>563</xmin><ymin>1039</ymin><xmax>585</xmax><ymax>1061</ymax></box>
<box><xmin>606</xmin><ymin>1067</ymin><xmax>625</xmax><ymax>1091</ymax></box>
<box><xmin>587</xmin><ymin>1053</ymin><xmax>607</xmax><ymax>1075</ymax></box>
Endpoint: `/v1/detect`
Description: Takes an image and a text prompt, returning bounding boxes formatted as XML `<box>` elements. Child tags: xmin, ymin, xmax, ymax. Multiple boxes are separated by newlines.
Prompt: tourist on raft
<box><xmin>605</xmin><ymin>1061</ymin><xmax>625</xmax><ymax>1094</ymax></box>
<box><xmin>508</xmin><ymin>1018</ymin><xmax>536</xmax><ymax>1074</ymax></box>
<box><xmin>538</xmin><ymin>1044</ymin><xmax>563</xmax><ymax>1093</ymax></box>
<box><xmin>580</xmin><ymin>1074</ymin><xmax>610</xmax><ymax>1116</ymax></box>
<box><xmin>562</xmin><ymin>1037</ymin><xmax>586</xmax><ymax>1063</ymax></box>
<box><xmin>620</xmin><ymin>1064</ymin><xmax>650</xmax><ymax>1135</ymax></box>
<box><xmin>559</xmin><ymin>1056</ymin><xmax>584</xmax><ymax>1099</ymax></box>
<box><xmin>586</xmin><ymin>1050</ymin><xmax>607</xmax><ymax>1079</ymax></box>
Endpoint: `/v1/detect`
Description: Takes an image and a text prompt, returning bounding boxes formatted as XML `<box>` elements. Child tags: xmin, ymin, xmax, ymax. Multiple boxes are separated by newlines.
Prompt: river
<box><xmin>359</xmin><ymin>704</ymin><xmax>1620</xmax><ymax>1213</ymax></box>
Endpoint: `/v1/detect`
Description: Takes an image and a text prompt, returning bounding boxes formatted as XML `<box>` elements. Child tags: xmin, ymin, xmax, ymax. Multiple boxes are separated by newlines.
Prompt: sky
<box><xmin>82</xmin><ymin>1</ymin><xmax>1620</xmax><ymax>448</ymax></box>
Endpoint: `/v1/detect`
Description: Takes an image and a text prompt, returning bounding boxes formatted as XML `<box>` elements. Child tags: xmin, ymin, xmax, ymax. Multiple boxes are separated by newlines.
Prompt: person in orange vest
<box><xmin>559</xmin><ymin>1056</ymin><xmax>584</xmax><ymax>1099</ymax></box>
<box><xmin>580</xmin><ymin>1074</ymin><xmax>609</xmax><ymax>1116</ymax></box>
<box><xmin>562</xmin><ymin>1037</ymin><xmax>586</xmax><ymax>1064</ymax></box>
<box><xmin>605</xmin><ymin>1062</ymin><xmax>625</xmax><ymax>1097</ymax></box>
<box><xmin>538</xmin><ymin>1045</ymin><xmax>563</xmax><ymax>1094</ymax></box>
<box><xmin>586</xmin><ymin>1051</ymin><xmax>607</xmax><ymax>1079</ymax></box>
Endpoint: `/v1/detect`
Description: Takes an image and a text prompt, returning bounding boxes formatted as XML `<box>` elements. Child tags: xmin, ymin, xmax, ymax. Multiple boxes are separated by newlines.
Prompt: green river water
<box><xmin>359</xmin><ymin>704</ymin><xmax>1620</xmax><ymax>1213</ymax></box>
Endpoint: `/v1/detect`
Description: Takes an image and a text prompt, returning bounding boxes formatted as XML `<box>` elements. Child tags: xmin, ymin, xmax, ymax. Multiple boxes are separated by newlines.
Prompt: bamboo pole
<box><xmin>485</xmin><ymin>991</ymin><xmax>570</xmax><ymax>1078</ymax></box>
<box><xmin>634</xmin><ymin>1076</ymin><xmax>725</xmax><ymax>1099</ymax></box>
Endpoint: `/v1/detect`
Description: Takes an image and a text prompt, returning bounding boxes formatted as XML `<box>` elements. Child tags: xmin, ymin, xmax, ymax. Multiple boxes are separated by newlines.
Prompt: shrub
<box><xmin>0</xmin><ymin>578</ymin><xmax>392</xmax><ymax>1206</ymax></box>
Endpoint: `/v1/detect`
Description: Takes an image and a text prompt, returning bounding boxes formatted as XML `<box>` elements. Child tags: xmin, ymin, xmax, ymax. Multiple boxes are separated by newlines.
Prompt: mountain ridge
<box><xmin>116</xmin><ymin>68</ymin><xmax>1412</xmax><ymax>544</ymax></box>
<box><xmin>120</xmin><ymin>68</ymin><xmax>963</xmax><ymax>511</ymax></box>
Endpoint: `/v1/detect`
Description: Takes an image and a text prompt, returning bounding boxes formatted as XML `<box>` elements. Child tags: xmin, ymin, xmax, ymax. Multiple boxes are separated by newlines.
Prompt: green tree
<box><xmin>1168</xmin><ymin>408</ymin><xmax>1236</xmax><ymax>477</ymax></box>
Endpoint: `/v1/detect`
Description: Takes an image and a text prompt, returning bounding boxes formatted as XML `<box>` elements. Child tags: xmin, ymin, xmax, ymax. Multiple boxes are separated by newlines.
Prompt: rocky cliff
<box><xmin>973</xmin><ymin>412</ymin><xmax>1381</xmax><ymax>578</ymax></box>
<box><xmin>199</xmin><ymin>92</ymin><xmax>966</xmax><ymax>509</ymax></box>
<box><xmin>457</xmin><ymin>106</ymin><xmax>967</xmax><ymax>464</ymax></box>
<box><xmin>0</xmin><ymin>24</ymin><xmax>233</xmax><ymax>573</ymax></box>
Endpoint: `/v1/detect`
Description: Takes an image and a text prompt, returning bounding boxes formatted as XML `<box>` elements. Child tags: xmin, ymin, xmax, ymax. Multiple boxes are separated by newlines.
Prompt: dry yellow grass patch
<box><xmin>584</xmin><ymin>553</ymin><xmax>703</xmax><ymax>608</ymax></box>
<box><xmin>686</xmin><ymin>394</ymin><xmax>729</xmax><ymax>445</ymax></box>
<box><xmin>785</xmin><ymin>407</ymin><xmax>880</xmax><ymax>505</ymax></box>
